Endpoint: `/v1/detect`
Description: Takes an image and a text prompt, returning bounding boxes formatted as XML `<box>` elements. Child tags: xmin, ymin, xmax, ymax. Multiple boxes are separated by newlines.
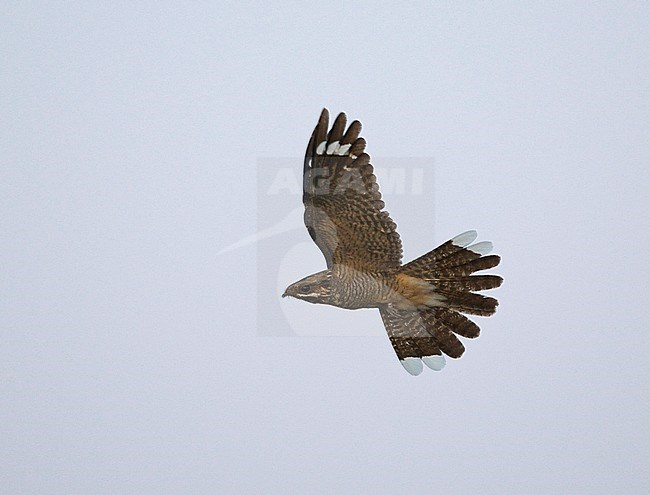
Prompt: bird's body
<box><xmin>283</xmin><ymin>109</ymin><xmax>503</xmax><ymax>375</ymax></box>
<box><xmin>329</xmin><ymin>267</ymin><xmax>394</xmax><ymax>309</ymax></box>
<box><xmin>293</xmin><ymin>267</ymin><xmax>449</xmax><ymax>310</ymax></box>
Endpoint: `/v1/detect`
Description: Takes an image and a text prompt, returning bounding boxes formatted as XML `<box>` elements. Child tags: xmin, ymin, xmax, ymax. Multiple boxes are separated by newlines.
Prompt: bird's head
<box><xmin>282</xmin><ymin>270</ymin><xmax>332</xmax><ymax>304</ymax></box>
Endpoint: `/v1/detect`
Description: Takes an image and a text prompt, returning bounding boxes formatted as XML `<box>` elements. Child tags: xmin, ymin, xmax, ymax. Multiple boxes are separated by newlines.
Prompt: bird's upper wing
<box><xmin>302</xmin><ymin>109</ymin><xmax>403</xmax><ymax>271</ymax></box>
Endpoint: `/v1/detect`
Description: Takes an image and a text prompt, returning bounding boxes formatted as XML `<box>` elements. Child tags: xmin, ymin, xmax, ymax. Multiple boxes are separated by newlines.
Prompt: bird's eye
<box><xmin>299</xmin><ymin>284</ymin><xmax>312</xmax><ymax>293</ymax></box>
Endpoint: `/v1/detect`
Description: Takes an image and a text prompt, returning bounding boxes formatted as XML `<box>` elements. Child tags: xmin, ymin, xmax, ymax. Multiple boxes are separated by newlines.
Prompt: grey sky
<box><xmin>2</xmin><ymin>2</ymin><xmax>649</xmax><ymax>494</ymax></box>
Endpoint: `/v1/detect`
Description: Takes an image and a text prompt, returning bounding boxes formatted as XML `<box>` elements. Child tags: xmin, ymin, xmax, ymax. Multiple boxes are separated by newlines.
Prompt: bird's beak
<box><xmin>281</xmin><ymin>290</ymin><xmax>288</xmax><ymax>298</ymax></box>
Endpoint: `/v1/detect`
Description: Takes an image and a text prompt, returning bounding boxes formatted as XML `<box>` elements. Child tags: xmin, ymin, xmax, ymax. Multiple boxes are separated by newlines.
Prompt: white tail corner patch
<box><xmin>452</xmin><ymin>230</ymin><xmax>478</xmax><ymax>247</ymax></box>
<box><xmin>400</xmin><ymin>357</ymin><xmax>423</xmax><ymax>376</ymax></box>
<box><xmin>316</xmin><ymin>141</ymin><xmax>327</xmax><ymax>155</ymax></box>
<box><xmin>422</xmin><ymin>355</ymin><xmax>446</xmax><ymax>371</ymax></box>
<box><xmin>467</xmin><ymin>241</ymin><xmax>493</xmax><ymax>255</ymax></box>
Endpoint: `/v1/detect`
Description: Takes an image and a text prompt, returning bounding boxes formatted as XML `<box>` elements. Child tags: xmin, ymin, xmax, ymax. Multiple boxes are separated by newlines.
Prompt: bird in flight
<box><xmin>282</xmin><ymin>109</ymin><xmax>503</xmax><ymax>375</ymax></box>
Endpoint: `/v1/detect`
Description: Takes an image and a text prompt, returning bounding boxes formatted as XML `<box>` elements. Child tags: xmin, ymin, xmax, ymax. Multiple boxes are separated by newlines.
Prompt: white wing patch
<box><xmin>337</xmin><ymin>143</ymin><xmax>351</xmax><ymax>155</ymax></box>
<box><xmin>316</xmin><ymin>140</ymin><xmax>353</xmax><ymax>157</ymax></box>
<box><xmin>326</xmin><ymin>141</ymin><xmax>340</xmax><ymax>155</ymax></box>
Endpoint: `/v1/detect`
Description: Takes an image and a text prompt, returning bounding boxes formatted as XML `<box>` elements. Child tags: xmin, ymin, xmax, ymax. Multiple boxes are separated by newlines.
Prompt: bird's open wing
<box><xmin>302</xmin><ymin>109</ymin><xmax>403</xmax><ymax>271</ymax></box>
<box><xmin>380</xmin><ymin>304</ymin><xmax>485</xmax><ymax>375</ymax></box>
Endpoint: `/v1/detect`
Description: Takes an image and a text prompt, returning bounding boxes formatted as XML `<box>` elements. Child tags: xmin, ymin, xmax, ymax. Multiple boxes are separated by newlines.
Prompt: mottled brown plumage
<box><xmin>283</xmin><ymin>109</ymin><xmax>503</xmax><ymax>375</ymax></box>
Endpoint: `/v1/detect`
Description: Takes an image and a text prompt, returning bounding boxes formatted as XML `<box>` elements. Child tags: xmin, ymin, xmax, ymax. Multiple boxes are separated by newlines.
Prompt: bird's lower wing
<box><xmin>380</xmin><ymin>304</ymin><xmax>489</xmax><ymax>375</ymax></box>
<box><xmin>379</xmin><ymin>305</ymin><xmax>447</xmax><ymax>376</ymax></box>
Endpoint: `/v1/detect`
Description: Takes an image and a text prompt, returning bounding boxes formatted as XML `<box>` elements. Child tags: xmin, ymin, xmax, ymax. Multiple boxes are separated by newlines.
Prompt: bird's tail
<box><xmin>400</xmin><ymin>230</ymin><xmax>503</xmax><ymax>315</ymax></box>
<box><xmin>384</xmin><ymin>231</ymin><xmax>503</xmax><ymax>375</ymax></box>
